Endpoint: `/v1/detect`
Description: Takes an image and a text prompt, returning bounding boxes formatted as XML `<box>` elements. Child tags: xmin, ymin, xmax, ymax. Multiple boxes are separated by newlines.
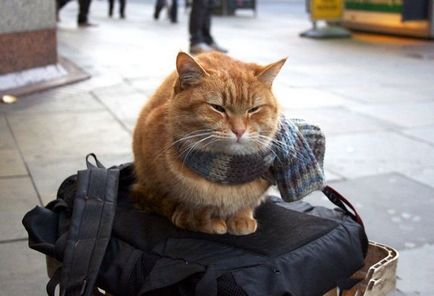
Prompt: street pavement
<box><xmin>1</xmin><ymin>0</ymin><xmax>434</xmax><ymax>294</ymax></box>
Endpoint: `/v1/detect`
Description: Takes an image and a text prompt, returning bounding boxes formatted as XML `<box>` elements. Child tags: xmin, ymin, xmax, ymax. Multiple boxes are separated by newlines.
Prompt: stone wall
<box><xmin>0</xmin><ymin>0</ymin><xmax>57</xmax><ymax>75</ymax></box>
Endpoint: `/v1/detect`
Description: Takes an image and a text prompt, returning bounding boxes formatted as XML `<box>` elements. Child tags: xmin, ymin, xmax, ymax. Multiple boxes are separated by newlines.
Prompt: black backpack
<box><xmin>23</xmin><ymin>154</ymin><xmax>368</xmax><ymax>296</ymax></box>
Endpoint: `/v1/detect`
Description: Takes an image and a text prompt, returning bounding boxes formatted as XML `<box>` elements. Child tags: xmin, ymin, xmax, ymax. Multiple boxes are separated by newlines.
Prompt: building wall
<box><xmin>0</xmin><ymin>0</ymin><xmax>57</xmax><ymax>75</ymax></box>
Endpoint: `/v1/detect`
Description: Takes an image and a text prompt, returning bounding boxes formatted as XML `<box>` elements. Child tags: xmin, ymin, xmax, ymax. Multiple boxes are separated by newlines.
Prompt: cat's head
<box><xmin>170</xmin><ymin>52</ymin><xmax>286</xmax><ymax>156</ymax></box>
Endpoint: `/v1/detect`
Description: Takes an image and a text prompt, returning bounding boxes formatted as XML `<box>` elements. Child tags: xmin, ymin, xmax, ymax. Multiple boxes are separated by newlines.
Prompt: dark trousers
<box><xmin>189</xmin><ymin>0</ymin><xmax>214</xmax><ymax>45</ymax></box>
<box><xmin>154</xmin><ymin>0</ymin><xmax>178</xmax><ymax>22</ymax></box>
<box><xmin>56</xmin><ymin>0</ymin><xmax>92</xmax><ymax>23</ymax></box>
<box><xmin>109</xmin><ymin>0</ymin><xmax>126</xmax><ymax>17</ymax></box>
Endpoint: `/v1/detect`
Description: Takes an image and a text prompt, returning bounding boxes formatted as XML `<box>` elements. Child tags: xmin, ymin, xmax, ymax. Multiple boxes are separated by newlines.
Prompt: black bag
<box><xmin>23</xmin><ymin>154</ymin><xmax>368</xmax><ymax>296</ymax></box>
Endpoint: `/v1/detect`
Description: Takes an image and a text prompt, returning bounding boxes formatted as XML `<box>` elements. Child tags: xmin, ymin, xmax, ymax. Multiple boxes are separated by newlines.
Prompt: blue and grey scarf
<box><xmin>175</xmin><ymin>117</ymin><xmax>325</xmax><ymax>202</ymax></box>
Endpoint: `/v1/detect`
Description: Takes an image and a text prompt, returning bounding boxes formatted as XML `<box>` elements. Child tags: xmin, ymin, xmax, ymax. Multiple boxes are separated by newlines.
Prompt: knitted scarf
<box><xmin>175</xmin><ymin>117</ymin><xmax>325</xmax><ymax>202</ymax></box>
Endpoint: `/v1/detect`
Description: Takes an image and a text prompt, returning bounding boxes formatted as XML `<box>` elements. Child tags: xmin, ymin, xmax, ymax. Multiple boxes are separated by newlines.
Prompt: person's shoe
<box><xmin>208</xmin><ymin>42</ymin><xmax>228</xmax><ymax>53</ymax></box>
<box><xmin>189</xmin><ymin>43</ymin><xmax>214</xmax><ymax>55</ymax></box>
<box><xmin>78</xmin><ymin>21</ymin><xmax>98</xmax><ymax>27</ymax></box>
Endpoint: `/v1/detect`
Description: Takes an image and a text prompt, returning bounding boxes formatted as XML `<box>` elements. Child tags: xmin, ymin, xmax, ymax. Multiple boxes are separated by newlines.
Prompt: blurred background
<box><xmin>1</xmin><ymin>0</ymin><xmax>433</xmax><ymax>294</ymax></box>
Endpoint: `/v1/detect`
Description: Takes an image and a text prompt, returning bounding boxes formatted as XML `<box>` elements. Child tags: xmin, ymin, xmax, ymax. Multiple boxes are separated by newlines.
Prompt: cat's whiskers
<box><xmin>249</xmin><ymin>134</ymin><xmax>282</xmax><ymax>163</ymax></box>
<box><xmin>179</xmin><ymin>135</ymin><xmax>215</xmax><ymax>169</ymax></box>
<box><xmin>253</xmin><ymin>133</ymin><xmax>290</xmax><ymax>153</ymax></box>
<box><xmin>150</xmin><ymin>130</ymin><xmax>213</xmax><ymax>165</ymax></box>
<box><xmin>200</xmin><ymin>138</ymin><xmax>221</xmax><ymax>153</ymax></box>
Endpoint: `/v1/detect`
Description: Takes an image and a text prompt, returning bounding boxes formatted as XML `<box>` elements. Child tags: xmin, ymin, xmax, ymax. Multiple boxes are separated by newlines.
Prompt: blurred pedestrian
<box><xmin>189</xmin><ymin>0</ymin><xmax>227</xmax><ymax>54</ymax></box>
<box><xmin>56</xmin><ymin>0</ymin><xmax>96</xmax><ymax>27</ymax></box>
<box><xmin>109</xmin><ymin>0</ymin><xmax>127</xmax><ymax>19</ymax></box>
<box><xmin>154</xmin><ymin>0</ymin><xmax>178</xmax><ymax>23</ymax></box>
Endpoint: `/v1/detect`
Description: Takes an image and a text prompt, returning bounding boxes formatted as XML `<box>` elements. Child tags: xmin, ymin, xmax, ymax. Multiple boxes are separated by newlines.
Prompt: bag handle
<box><xmin>86</xmin><ymin>153</ymin><xmax>105</xmax><ymax>169</ymax></box>
<box><xmin>322</xmin><ymin>185</ymin><xmax>364</xmax><ymax>228</ymax></box>
<box><xmin>50</xmin><ymin>154</ymin><xmax>119</xmax><ymax>296</ymax></box>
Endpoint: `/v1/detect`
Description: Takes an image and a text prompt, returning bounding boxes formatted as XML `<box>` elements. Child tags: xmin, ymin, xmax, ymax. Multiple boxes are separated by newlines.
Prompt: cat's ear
<box><xmin>256</xmin><ymin>58</ymin><xmax>287</xmax><ymax>87</ymax></box>
<box><xmin>176</xmin><ymin>52</ymin><xmax>208</xmax><ymax>89</ymax></box>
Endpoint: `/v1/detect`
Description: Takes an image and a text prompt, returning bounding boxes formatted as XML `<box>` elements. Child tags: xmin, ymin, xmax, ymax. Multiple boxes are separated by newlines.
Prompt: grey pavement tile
<box><xmin>328</xmin><ymin>85</ymin><xmax>434</xmax><ymax>104</ymax></box>
<box><xmin>402</xmin><ymin>125</ymin><xmax>434</xmax><ymax>145</ymax></box>
<box><xmin>27</xmin><ymin>153</ymin><xmax>132</xmax><ymax>205</ymax></box>
<box><xmin>91</xmin><ymin>83</ymin><xmax>142</xmax><ymax>98</ymax></box>
<box><xmin>0</xmin><ymin>240</ymin><xmax>47</xmax><ymax>295</ymax></box>
<box><xmin>82</xmin><ymin>70</ymin><xmax>125</xmax><ymax>89</ymax></box>
<box><xmin>402</xmin><ymin>167</ymin><xmax>434</xmax><ymax>189</ymax></box>
<box><xmin>127</xmin><ymin>76</ymin><xmax>167</xmax><ymax>96</ymax></box>
<box><xmin>7</xmin><ymin>111</ymin><xmax>132</xmax><ymax>162</ymax></box>
<box><xmin>281</xmin><ymin>64</ymin><xmax>394</xmax><ymax>88</ymax></box>
<box><xmin>0</xmin><ymin>150</ymin><xmax>27</xmax><ymax>177</ymax></box>
<box><xmin>0</xmin><ymin>177</ymin><xmax>40</xmax><ymax>241</ymax></box>
<box><xmin>350</xmin><ymin>101</ymin><xmax>434</xmax><ymax>128</ymax></box>
<box><xmin>306</xmin><ymin>173</ymin><xmax>434</xmax><ymax>251</ymax></box>
<box><xmin>324</xmin><ymin>169</ymin><xmax>344</xmax><ymax>182</ymax></box>
<box><xmin>2</xmin><ymin>91</ymin><xmax>103</xmax><ymax>114</ymax></box>
<box><xmin>91</xmin><ymin>83</ymin><xmax>149</xmax><ymax>131</ymax></box>
<box><xmin>284</xmin><ymin>107</ymin><xmax>397</xmax><ymax>136</ymax></box>
<box><xmin>395</xmin><ymin>244</ymin><xmax>434</xmax><ymax>296</ymax></box>
<box><xmin>325</xmin><ymin>131</ymin><xmax>434</xmax><ymax>178</ymax></box>
<box><xmin>0</xmin><ymin>116</ymin><xmax>26</xmax><ymax>177</ymax></box>
<box><xmin>274</xmin><ymin>86</ymin><xmax>354</xmax><ymax>109</ymax></box>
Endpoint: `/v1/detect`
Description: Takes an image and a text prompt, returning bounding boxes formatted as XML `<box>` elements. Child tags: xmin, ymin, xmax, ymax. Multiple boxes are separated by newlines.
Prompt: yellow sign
<box><xmin>311</xmin><ymin>0</ymin><xmax>343</xmax><ymax>21</ymax></box>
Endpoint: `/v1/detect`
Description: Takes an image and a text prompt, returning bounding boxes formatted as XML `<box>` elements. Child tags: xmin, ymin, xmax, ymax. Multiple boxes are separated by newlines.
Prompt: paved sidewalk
<box><xmin>1</xmin><ymin>0</ymin><xmax>434</xmax><ymax>294</ymax></box>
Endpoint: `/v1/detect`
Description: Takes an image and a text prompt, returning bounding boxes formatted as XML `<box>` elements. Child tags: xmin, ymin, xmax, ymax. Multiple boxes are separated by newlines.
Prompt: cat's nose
<box><xmin>231</xmin><ymin>127</ymin><xmax>246</xmax><ymax>140</ymax></box>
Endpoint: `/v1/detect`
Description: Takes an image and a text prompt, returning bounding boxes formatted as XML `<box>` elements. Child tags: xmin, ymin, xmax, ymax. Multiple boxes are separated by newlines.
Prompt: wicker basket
<box><xmin>325</xmin><ymin>241</ymin><xmax>399</xmax><ymax>296</ymax></box>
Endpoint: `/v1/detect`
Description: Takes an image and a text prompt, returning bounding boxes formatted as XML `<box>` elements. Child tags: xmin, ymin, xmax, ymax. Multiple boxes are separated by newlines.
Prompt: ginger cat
<box><xmin>132</xmin><ymin>52</ymin><xmax>286</xmax><ymax>235</ymax></box>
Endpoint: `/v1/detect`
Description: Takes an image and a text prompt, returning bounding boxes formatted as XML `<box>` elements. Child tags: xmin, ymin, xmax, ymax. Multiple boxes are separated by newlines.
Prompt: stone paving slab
<box><xmin>402</xmin><ymin>167</ymin><xmax>434</xmax><ymax>189</ymax></box>
<box><xmin>126</xmin><ymin>76</ymin><xmax>168</xmax><ymax>96</ymax></box>
<box><xmin>325</xmin><ymin>131</ymin><xmax>434</xmax><ymax>178</ymax></box>
<box><xmin>91</xmin><ymin>84</ymin><xmax>149</xmax><ymax>132</ymax></box>
<box><xmin>328</xmin><ymin>85</ymin><xmax>434</xmax><ymax>104</ymax></box>
<box><xmin>395</xmin><ymin>244</ymin><xmax>434</xmax><ymax>296</ymax></box>
<box><xmin>305</xmin><ymin>173</ymin><xmax>434</xmax><ymax>250</ymax></box>
<box><xmin>0</xmin><ymin>177</ymin><xmax>40</xmax><ymax>241</ymax></box>
<box><xmin>7</xmin><ymin>111</ymin><xmax>131</xmax><ymax>162</ymax></box>
<box><xmin>402</xmin><ymin>125</ymin><xmax>434</xmax><ymax>146</ymax></box>
<box><xmin>350</xmin><ymin>101</ymin><xmax>434</xmax><ymax>128</ymax></box>
<box><xmin>0</xmin><ymin>240</ymin><xmax>47</xmax><ymax>295</ymax></box>
<box><xmin>283</xmin><ymin>106</ymin><xmax>397</xmax><ymax>136</ymax></box>
<box><xmin>0</xmin><ymin>116</ymin><xmax>27</xmax><ymax>177</ymax></box>
<box><xmin>27</xmin><ymin>153</ymin><xmax>132</xmax><ymax>205</ymax></box>
<box><xmin>274</xmin><ymin>85</ymin><xmax>354</xmax><ymax>109</ymax></box>
<box><xmin>1</xmin><ymin>90</ymin><xmax>103</xmax><ymax>114</ymax></box>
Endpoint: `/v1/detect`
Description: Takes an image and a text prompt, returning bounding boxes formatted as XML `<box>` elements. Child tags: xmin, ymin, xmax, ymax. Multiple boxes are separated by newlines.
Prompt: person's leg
<box><xmin>108</xmin><ymin>0</ymin><xmax>114</xmax><ymax>17</ymax></box>
<box><xmin>119</xmin><ymin>0</ymin><xmax>126</xmax><ymax>18</ymax></box>
<box><xmin>169</xmin><ymin>0</ymin><xmax>178</xmax><ymax>23</ymax></box>
<box><xmin>202</xmin><ymin>0</ymin><xmax>214</xmax><ymax>45</ymax></box>
<box><xmin>189</xmin><ymin>0</ymin><xmax>206</xmax><ymax>45</ymax></box>
<box><xmin>202</xmin><ymin>0</ymin><xmax>227</xmax><ymax>52</ymax></box>
<box><xmin>78</xmin><ymin>0</ymin><xmax>92</xmax><ymax>24</ymax></box>
<box><xmin>154</xmin><ymin>0</ymin><xmax>166</xmax><ymax>20</ymax></box>
<box><xmin>57</xmin><ymin>0</ymin><xmax>70</xmax><ymax>10</ymax></box>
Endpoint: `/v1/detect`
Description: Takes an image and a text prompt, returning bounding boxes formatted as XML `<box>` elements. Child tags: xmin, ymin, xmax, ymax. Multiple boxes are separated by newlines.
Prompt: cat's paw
<box><xmin>203</xmin><ymin>218</ymin><xmax>228</xmax><ymax>234</ymax></box>
<box><xmin>171</xmin><ymin>207</ymin><xmax>227</xmax><ymax>234</ymax></box>
<box><xmin>226</xmin><ymin>216</ymin><xmax>257</xmax><ymax>236</ymax></box>
<box><xmin>171</xmin><ymin>207</ymin><xmax>190</xmax><ymax>229</ymax></box>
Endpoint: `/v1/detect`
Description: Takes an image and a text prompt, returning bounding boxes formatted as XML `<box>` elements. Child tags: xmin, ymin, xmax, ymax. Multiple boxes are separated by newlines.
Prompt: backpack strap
<box><xmin>322</xmin><ymin>185</ymin><xmax>364</xmax><ymax>228</ymax></box>
<box><xmin>55</xmin><ymin>154</ymin><xmax>119</xmax><ymax>296</ymax></box>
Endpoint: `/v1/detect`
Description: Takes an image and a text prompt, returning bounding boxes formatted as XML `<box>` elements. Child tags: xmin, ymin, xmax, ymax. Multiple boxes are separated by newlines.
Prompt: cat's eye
<box><xmin>248</xmin><ymin>106</ymin><xmax>260</xmax><ymax>113</ymax></box>
<box><xmin>210</xmin><ymin>104</ymin><xmax>226</xmax><ymax>113</ymax></box>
